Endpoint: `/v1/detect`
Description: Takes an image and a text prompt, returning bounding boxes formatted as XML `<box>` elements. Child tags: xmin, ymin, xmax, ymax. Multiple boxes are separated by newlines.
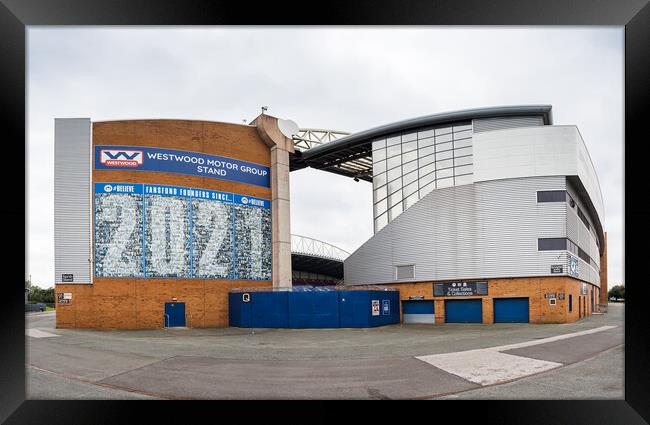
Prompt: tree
<box><xmin>608</xmin><ymin>284</ymin><xmax>625</xmax><ymax>300</ymax></box>
<box><xmin>28</xmin><ymin>286</ymin><xmax>55</xmax><ymax>303</ymax></box>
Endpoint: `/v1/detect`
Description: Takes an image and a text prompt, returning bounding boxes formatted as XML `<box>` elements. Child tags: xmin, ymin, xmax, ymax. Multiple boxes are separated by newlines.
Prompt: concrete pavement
<box><xmin>26</xmin><ymin>303</ymin><xmax>624</xmax><ymax>399</ymax></box>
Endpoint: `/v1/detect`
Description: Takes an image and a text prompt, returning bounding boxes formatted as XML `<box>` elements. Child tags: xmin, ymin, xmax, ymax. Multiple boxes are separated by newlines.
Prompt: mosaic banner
<box><xmin>94</xmin><ymin>183</ymin><xmax>271</xmax><ymax>280</ymax></box>
<box><xmin>94</xmin><ymin>145</ymin><xmax>270</xmax><ymax>188</ymax></box>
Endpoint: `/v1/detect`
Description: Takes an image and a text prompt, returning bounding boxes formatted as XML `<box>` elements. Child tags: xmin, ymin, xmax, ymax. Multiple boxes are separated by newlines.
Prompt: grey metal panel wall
<box><xmin>344</xmin><ymin>175</ymin><xmax>601</xmax><ymax>286</ymax></box>
<box><xmin>54</xmin><ymin>118</ymin><xmax>92</xmax><ymax>284</ymax></box>
<box><xmin>566</xmin><ymin>179</ymin><xmax>600</xmax><ymax>285</ymax></box>
<box><xmin>472</xmin><ymin>116</ymin><xmax>544</xmax><ymax>133</ymax></box>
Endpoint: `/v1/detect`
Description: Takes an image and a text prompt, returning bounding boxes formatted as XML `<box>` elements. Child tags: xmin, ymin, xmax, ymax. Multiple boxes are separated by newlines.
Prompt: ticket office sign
<box><xmin>433</xmin><ymin>281</ymin><xmax>488</xmax><ymax>297</ymax></box>
<box><xmin>93</xmin><ymin>183</ymin><xmax>271</xmax><ymax>280</ymax></box>
<box><xmin>95</xmin><ymin>145</ymin><xmax>271</xmax><ymax>188</ymax></box>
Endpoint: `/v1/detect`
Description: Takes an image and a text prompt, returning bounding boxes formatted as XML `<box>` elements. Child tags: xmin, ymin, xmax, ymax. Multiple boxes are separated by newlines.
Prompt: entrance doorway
<box><xmin>164</xmin><ymin>302</ymin><xmax>186</xmax><ymax>327</ymax></box>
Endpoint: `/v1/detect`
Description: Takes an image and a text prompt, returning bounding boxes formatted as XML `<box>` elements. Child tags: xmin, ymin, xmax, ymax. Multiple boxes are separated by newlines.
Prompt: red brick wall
<box><xmin>387</xmin><ymin>276</ymin><xmax>597</xmax><ymax>324</ymax></box>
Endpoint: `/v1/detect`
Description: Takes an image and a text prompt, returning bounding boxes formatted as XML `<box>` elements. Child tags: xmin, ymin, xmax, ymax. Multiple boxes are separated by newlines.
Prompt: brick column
<box><xmin>599</xmin><ymin>231</ymin><xmax>608</xmax><ymax>305</ymax></box>
<box><xmin>251</xmin><ymin>114</ymin><xmax>295</xmax><ymax>289</ymax></box>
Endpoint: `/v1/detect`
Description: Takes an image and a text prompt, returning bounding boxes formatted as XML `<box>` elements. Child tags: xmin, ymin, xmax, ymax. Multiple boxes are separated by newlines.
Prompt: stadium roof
<box><xmin>290</xmin><ymin>105</ymin><xmax>552</xmax><ymax>181</ymax></box>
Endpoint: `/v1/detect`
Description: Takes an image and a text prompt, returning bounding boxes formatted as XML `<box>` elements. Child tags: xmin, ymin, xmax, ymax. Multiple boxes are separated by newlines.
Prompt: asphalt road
<box><xmin>26</xmin><ymin>304</ymin><xmax>624</xmax><ymax>400</ymax></box>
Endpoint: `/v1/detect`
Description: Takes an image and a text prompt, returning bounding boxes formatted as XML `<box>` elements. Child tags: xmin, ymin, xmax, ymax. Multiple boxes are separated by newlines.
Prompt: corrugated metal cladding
<box><xmin>344</xmin><ymin>175</ymin><xmax>598</xmax><ymax>288</ymax></box>
<box><xmin>566</xmin><ymin>179</ymin><xmax>601</xmax><ymax>286</ymax></box>
<box><xmin>472</xmin><ymin>116</ymin><xmax>544</xmax><ymax>133</ymax></box>
<box><xmin>54</xmin><ymin>118</ymin><xmax>92</xmax><ymax>284</ymax></box>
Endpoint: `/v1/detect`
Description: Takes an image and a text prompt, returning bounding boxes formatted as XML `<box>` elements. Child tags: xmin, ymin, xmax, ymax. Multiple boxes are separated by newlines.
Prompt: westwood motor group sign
<box><xmin>95</xmin><ymin>145</ymin><xmax>271</xmax><ymax>188</ymax></box>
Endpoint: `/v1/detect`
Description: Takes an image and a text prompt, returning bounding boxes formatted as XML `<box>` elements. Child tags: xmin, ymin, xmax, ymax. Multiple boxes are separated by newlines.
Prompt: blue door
<box><xmin>445</xmin><ymin>299</ymin><xmax>482</xmax><ymax>323</ymax></box>
<box><xmin>493</xmin><ymin>298</ymin><xmax>529</xmax><ymax>323</ymax></box>
<box><xmin>164</xmin><ymin>302</ymin><xmax>185</xmax><ymax>327</ymax></box>
<box><xmin>402</xmin><ymin>301</ymin><xmax>435</xmax><ymax>324</ymax></box>
<box><xmin>339</xmin><ymin>291</ymin><xmax>371</xmax><ymax>327</ymax></box>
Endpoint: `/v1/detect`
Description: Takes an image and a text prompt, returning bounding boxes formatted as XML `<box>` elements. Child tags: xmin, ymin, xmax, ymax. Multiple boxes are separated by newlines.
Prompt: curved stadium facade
<box><xmin>298</xmin><ymin>105</ymin><xmax>608</xmax><ymax>324</ymax></box>
<box><xmin>53</xmin><ymin>105</ymin><xmax>608</xmax><ymax>328</ymax></box>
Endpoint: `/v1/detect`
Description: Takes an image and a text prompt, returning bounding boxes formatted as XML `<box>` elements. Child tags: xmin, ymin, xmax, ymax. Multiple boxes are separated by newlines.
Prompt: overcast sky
<box><xmin>27</xmin><ymin>27</ymin><xmax>623</xmax><ymax>288</ymax></box>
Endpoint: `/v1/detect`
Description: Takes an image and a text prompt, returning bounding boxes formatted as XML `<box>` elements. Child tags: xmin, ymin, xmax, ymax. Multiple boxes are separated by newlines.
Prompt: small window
<box><xmin>538</xmin><ymin>238</ymin><xmax>567</xmax><ymax>251</ymax></box>
<box><xmin>387</xmin><ymin>144</ymin><xmax>401</xmax><ymax>158</ymax></box>
<box><xmin>402</xmin><ymin>131</ymin><xmax>418</xmax><ymax>142</ymax></box>
<box><xmin>453</xmin><ymin>129</ymin><xmax>472</xmax><ymax>140</ymax></box>
<box><xmin>373</xmin><ymin>159</ymin><xmax>386</xmax><ymax>175</ymax></box>
<box><xmin>387</xmin><ymin>135</ymin><xmax>401</xmax><ymax>146</ymax></box>
<box><xmin>374</xmin><ymin>185</ymin><xmax>387</xmax><ymax>203</ymax></box>
<box><xmin>437</xmin><ymin>177</ymin><xmax>454</xmax><ymax>189</ymax></box>
<box><xmin>375</xmin><ymin>213</ymin><xmax>388</xmax><ymax>232</ymax></box>
<box><xmin>403</xmin><ymin>169</ymin><xmax>418</xmax><ymax>186</ymax></box>
<box><xmin>436</xmin><ymin>141</ymin><xmax>453</xmax><ymax>152</ymax></box>
<box><xmin>404</xmin><ymin>192</ymin><xmax>419</xmax><ymax>209</ymax></box>
<box><xmin>396</xmin><ymin>265</ymin><xmax>415</xmax><ymax>280</ymax></box>
<box><xmin>402</xmin><ymin>149</ymin><xmax>418</xmax><ymax>164</ymax></box>
<box><xmin>418</xmin><ymin>150</ymin><xmax>435</xmax><ymax>166</ymax></box>
<box><xmin>402</xmin><ymin>140</ymin><xmax>418</xmax><ymax>153</ymax></box>
<box><xmin>454</xmin><ymin>138</ymin><xmax>473</xmax><ymax>149</ymax></box>
<box><xmin>403</xmin><ymin>180</ymin><xmax>418</xmax><ymax>197</ymax></box>
<box><xmin>373</xmin><ymin>148</ymin><xmax>386</xmax><ymax>162</ymax></box>
<box><xmin>436</xmin><ymin>168</ymin><xmax>453</xmax><ymax>180</ymax></box>
<box><xmin>372</xmin><ymin>139</ymin><xmax>386</xmax><ymax>150</ymax></box>
<box><xmin>577</xmin><ymin>207</ymin><xmax>590</xmax><ymax>230</ymax></box>
<box><xmin>454</xmin><ymin>174</ymin><xmax>473</xmax><ymax>186</ymax></box>
<box><xmin>373</xmin><ymin>172</ymin><xmax>387</xmax><ymax>189</ymax></box>
<box><xmin>387</xmin><ymin>155</ymin><xmax>401</xmax><ymax>171</ymax></box>
<box><xmin>435</xmin><ymin>126</ymin><xmax>452</xmax><ymax>136</ymax></box>
<box><xmin>454</xmin><ymin>155</ymin><xmax>473</xmax><ymax>167</ymax></box>
<box><xmin>418</xmin><ymin>137</ymin><xmax>434</xmax><ymax>148</ymax></box>
<box><xmin>537</xmin><ymin>190</ymin><xmax>566</xmax><ymax>203</ymax></box>
<box><xmin>436</xmin><ymin>150</ymin><xmax>453</xmax><ymax>161</ymax></box>
<box><xmin>436</xmin><ymin>133</ymin><xmax>453</xmax><ymax>144</ymax></box>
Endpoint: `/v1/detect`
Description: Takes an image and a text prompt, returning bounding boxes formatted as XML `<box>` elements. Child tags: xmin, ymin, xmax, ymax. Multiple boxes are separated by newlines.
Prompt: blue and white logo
<box><xmin>104</xmin><ymin>184</ymin><xmax>113</xmax><ymax>193</ymax></box>
<box><xmin>241</xmin><ymin>197</ymin><xmax>249</xmax><ymax>205</ymax></box>
<box><xmin>569</xmin><ymin>255</ymin><xmax>579</xmax><ymax>277</ymax></box>
<box><xmin>382</xmin><ymin>299</ymin><xmax>390</xmax><ymax>315</ymax></box>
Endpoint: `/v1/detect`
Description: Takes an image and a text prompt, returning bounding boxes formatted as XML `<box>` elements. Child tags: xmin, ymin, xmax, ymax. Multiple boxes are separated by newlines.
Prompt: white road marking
<box><xmin>417</xmin><ymin>349</ymin><xmax>562</xmax><ymax>386</ymax></box>
<box><xmin>416</xmin><ymin>325</ymin><xmax>616</xmax><ymax>386</ymax></box>
<box><xmin>485</xmin><ymin>325</ymin><xmax>616</xmax><ymax>352</ymax></box>
<box><xmin>26</xmin><ymin>329</ymin><xmax>59</xmax><ymax>338</ymax></box>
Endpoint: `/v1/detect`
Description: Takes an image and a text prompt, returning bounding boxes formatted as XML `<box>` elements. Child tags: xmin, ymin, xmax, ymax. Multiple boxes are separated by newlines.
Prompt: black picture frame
<box><xmin>3</xmin><ymin>0</ymin><xmax>648</xmax><ymax>423</ymax></box>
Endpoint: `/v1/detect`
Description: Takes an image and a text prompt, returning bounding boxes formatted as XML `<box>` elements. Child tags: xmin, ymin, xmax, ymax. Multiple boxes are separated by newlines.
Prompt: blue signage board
<box><xmin>233</xmin><ymin>194</ymin><xmax>270</xmax><ymax>209</ymax></box>
<box><xmin>94</xmin><ymin>182</ymin><xmax>143</xmax><ymax>194</ymax></box>
<box><xmin>382</xmin><ymin>300</ymin><xmax>390</xmax><ymax>315</ymax></box>
<box><xmin>93</xmin><ymin>182</ymin><xmax>271</xmax><ymax>280</ymax></box>
<box><xmin>95</xmin><ymin>145</ymin><xmax>271</xmax><ymax>188</ymax></box>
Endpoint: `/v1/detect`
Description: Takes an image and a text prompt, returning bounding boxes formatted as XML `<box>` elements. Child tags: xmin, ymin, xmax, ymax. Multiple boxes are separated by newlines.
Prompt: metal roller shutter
<box><xmin>445</xmin><ymin>299</ymin><xmax>482</xmax><ymax>323</ymax></box>
<box><xmin>493</xmin><ymin>298</ymin><xmax>530</xmax><ymax>323</ymax></box>
<box><xmin>402</xmin><ymin>300</ymin><xmax>435</xmax><ymax>324</ymax></box>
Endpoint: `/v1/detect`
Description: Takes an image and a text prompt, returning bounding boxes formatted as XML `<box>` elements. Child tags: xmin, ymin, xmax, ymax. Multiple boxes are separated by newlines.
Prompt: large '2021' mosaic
<box><xmin>93</xmin><ymin>183</ymin><xmax>271</xmax><ymax>280</ymax></box>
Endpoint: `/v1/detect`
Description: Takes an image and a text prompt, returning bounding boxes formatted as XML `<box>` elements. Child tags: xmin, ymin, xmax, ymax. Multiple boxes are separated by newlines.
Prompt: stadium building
<box><xmin>54</xmin><ymin>105</ymin><xmax>607</xmax><ymax>328</ymax></box>
<box><xmin>295</xmin><ymin>105</ymin><xmax>608</xmax><ymax>324</ymax></box>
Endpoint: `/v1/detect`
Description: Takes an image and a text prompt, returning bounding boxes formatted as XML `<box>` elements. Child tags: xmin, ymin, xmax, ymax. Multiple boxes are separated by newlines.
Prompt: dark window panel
<box><xmin>538</xmin><ymin>238</ymin><xmax>567</xmax><ymax>251</ymax></box>
<box><xmin>537</xmin><ymin>190</ymin><xmax>567</xmax><ymax>203</ymax></box>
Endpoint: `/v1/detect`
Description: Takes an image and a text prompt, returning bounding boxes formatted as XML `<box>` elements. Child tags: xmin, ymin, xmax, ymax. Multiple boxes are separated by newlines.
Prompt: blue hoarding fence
<box><xmin>95</xmin><ymin>145</ymin><xmax>271</xmax><ymax>188</ymax></box>
<box><xmin>229</xmin><ymin>287</ymin><xmax>400</xmax><ymax>329</ymax></box>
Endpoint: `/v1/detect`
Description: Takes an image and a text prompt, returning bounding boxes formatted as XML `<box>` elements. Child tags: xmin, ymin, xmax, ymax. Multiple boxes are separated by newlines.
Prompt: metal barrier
<box><xmin>163</xmin><ymin>313</ymin><xmax>170</xmax><ymax>329</ymax></box>
<box><xmin>594</xmin><ymin>304</ymin><xmax>608</xmax><ymax>313</ymax></box>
